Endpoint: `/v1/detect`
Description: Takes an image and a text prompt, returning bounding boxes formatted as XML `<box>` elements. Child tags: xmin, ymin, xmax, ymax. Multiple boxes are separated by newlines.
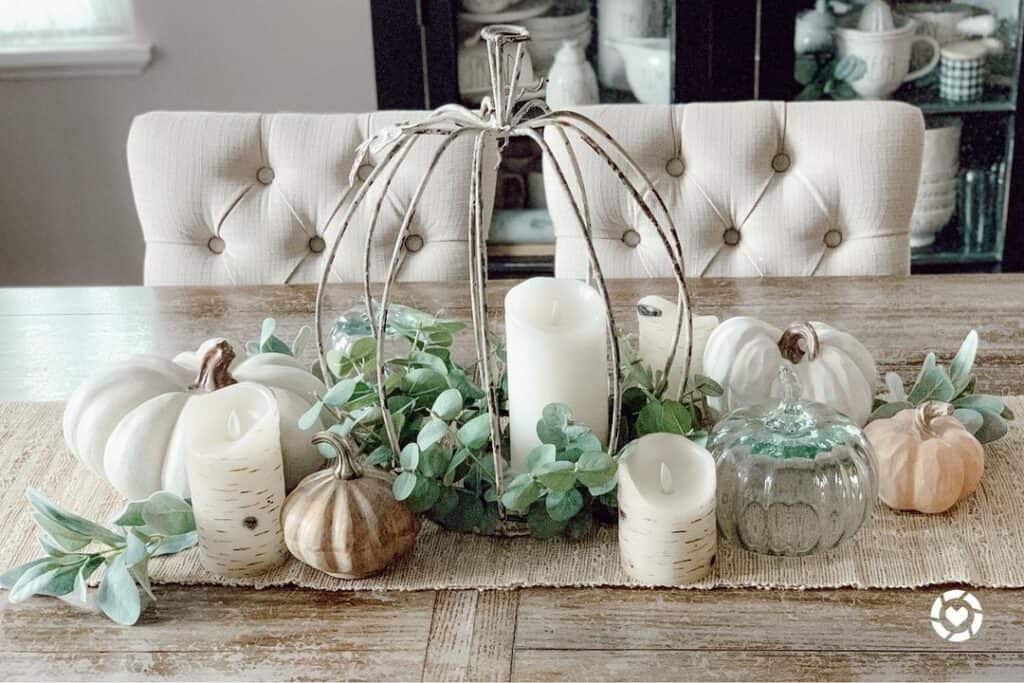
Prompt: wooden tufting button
<box><xmin>824</xmin><ymin>229</ymin><xmax>843</xmax><ymax>248</ymax></box>
<box><xmin>404</xmin><ymin>234</ymin><xmax>424</xmax><ymax>252</ymax></box>
<box><xmin>309</xmin><ymin>236</ymin><xmax>326</xmax><ymax>253</ymax></box>
<box><xmin>771</xmin><ymin>152</ymin><xmax>791</xmax><ymax>173</ymax></box>
<box><xmin>622</xmin><ymin>229</ymin><xmax>641</xmax><ymax>247</ymax></box>
<box><xmin>208</xmin><ymin>236</ymin><xmax>226</xmax><ymax>254</ymax></box>
<box><xmin>723</xmin><ymin>227</ymin><xmax>741</xmax><ymax>246</ymax></box>
<box><xmin>665</xmin><ymin>157</ymin><xmax>685</xmax><ymax>177</ymax></box>
<box><xmin>356</xmin><ymin>163</ymin><xmax>374</xmax><ymax>182</ymax></box>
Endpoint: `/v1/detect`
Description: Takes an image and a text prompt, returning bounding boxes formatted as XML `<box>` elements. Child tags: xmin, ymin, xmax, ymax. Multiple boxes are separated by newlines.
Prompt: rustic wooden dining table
<box><xmin>2</xmin><ymin>274</ymin><xmax>1024</xmax><ymax>682</ymax></box>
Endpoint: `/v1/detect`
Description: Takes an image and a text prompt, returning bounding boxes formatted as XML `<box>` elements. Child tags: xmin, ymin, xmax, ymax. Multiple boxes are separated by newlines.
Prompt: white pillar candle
<box><xmin>505</xmin><ymin>277</ymin><xmax>610</xmax><ymax>473</ymax></box>
<box><xmin>183</xmin><ymin>382</ymin><xmax>289</xmax><ymax>577</ymax></box>
<box><xmin>618</xmin><ymin>433</ymin><xmax>716</xmax><ymax>585</ymax></box>
<box><xmin>637</xmin><ymin>295</ymin><xmax>719</xmax><ymax>395</ymax></box>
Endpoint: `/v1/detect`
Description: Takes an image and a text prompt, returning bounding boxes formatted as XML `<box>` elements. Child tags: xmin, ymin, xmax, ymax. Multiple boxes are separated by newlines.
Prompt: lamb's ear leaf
<box><xmin>949</xmin><ymin>330</ymin><xmax>979</xmax><ymax>394</ymax></box>
<box><xmin>908</xmin><ymin>367</ymin><xmax>954</xmax><ymax>404</ymax></box>
<box><xmin>953</xmin><ymin>408</ymin><xmax>983</xmax><ymax>435</ymax></box>
<box><xmin>868</xmin><ymin>401</ymin><xmax>913</xmax><ymax>422</ymax></box>
<box><xmin>98</xmin><ymin>554</ymin><xmax>143</xmax><ymax>626</ymax></box>
<box><xmin>260</xmin><ymin>318</ymin><xmax>277</xmax><ymax>346</ymax></box>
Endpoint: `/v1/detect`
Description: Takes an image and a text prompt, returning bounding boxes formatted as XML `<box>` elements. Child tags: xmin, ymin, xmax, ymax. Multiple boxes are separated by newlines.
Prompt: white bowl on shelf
<box><xmin>910</xmin><ymin>203</ymin><xmax>956</xmax><ymax>247</ymax></box>
<box><xmin>607</xmin><ymin>37</ymin><xmax>671</xmax><ymax>104</ymax></box>
<box><xmin>917</xmin><ymin>177</ymin><xmax>959</xmax><ymax>199</ymax></box>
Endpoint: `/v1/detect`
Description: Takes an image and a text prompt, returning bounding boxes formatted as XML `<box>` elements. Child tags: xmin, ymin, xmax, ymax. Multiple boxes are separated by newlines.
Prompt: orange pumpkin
<box><xmin>864</xmin><ymin>401</ymin><xmax>984</xmax><ymax>513</ymax></box>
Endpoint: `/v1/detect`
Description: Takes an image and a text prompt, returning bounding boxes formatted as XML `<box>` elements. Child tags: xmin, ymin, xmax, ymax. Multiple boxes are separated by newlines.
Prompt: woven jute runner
<box><xmin>2</xmin><ymin>400</ymin><xmax>1023</xmax><ymax>591</ymax></box>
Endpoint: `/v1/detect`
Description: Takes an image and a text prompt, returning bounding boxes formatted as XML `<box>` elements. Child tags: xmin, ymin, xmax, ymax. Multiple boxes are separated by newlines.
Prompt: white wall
<box><xmin>0</xmin><ymin>0</ymin><xmax>378</xmax><ymax>286</ymax></box>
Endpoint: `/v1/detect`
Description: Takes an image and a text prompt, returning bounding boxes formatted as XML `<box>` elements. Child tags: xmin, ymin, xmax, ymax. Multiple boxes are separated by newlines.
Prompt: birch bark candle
<box><xmin>505</xmin><ymin>277</ymin><xmax>610</xmax><ymax>472</ymax></box>
<box><xmin>637</xmin><ymin>295</ymin><xmax>719</xmax><ymax>395</ymax></box>
<box><xmin>183</xmin><ymin>382</ymin><xmax>289</xmax><ymax>577</ymax></box>
<box><xmin>617</xmin><ymin>433</ymin><xmax>716</xmax><ymax>585</ymax></box>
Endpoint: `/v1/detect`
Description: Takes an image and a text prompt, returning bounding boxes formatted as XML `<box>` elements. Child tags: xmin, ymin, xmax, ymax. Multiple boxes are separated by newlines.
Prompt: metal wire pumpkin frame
<box><xmin>312</xmin><ymin>25</ymin><xmax>694</xmax><ymax>528</ymax></box>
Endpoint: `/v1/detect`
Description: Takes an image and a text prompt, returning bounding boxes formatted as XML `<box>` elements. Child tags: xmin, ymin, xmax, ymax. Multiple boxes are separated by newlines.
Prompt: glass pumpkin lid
<box><xmin>708</xmin><ymin>367</ymin><xmax>868</xmax><ymax>459</ymax></box>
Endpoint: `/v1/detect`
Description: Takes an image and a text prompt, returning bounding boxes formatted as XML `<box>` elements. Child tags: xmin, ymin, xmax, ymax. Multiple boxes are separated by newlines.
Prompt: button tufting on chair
<box><xmin>128</xmin><ymin>111</ymin><xmax>498</xmax><ymax>285</ymax></box>
<box><xmin>404</xmin><ymin>234</ymin><xmax>424</xmax><ymax>253</ymax></box>
<box><xmin>771</xmin><ymin>152</ymin><xmax>791</xmax><ymax>173</ymax></box>
<box><xmin>356</xmin><ymin>163</ymin><xmax>374</xmax><ymax>182</ymax></box>
<box><xmin>544</xmin><ymin>101</ymin><xmax>924</xmax><ymax>278</ymax></box>
<box><xmin>824</xmin><ymin>229</ymin><xmax>843</xmax><ymax>248</ymax></box>
<box><xmin>622</xmin><ymin>229</ymin><xmax>641</xmax><ymax>247</ymax></box>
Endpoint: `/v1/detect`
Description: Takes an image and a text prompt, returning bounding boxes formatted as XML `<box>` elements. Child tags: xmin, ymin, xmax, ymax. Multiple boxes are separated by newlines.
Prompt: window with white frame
<box><xmin>0</xmin><ymin>0</ymin><xmax>151</xmax><ymax>78</ymax></box>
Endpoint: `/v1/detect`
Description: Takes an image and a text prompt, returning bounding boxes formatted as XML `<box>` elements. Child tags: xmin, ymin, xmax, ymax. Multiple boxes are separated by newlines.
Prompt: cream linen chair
<box><xmin>545</xmin><ymin>101</ymin><xmax>924</xmax><ymax>278</ymax></box>
<box><xmin>128</xmin><ymin>111</ymin><xmax>495</xmax><ymax>285</ymax></box>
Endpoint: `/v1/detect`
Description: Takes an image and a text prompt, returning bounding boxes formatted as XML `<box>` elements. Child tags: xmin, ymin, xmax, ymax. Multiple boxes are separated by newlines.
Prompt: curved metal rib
<box><xmin>517</xmin><ymin>126</ymin><xmax>623</xmax><ymax>454</ymax></box>
<box><xmin>529</xmin><ymin>114</ymin><xmax>694</xmax><ymax>401</ymax></box>
<box><xmin>374</xmin><ymin>129</ymin><xmax>469</xmax><ymax>454</ymax></box>
<box><xmin>314</xmin><ymin>133</ymin><xmax>420</xmax><ymax>385</ymax></box>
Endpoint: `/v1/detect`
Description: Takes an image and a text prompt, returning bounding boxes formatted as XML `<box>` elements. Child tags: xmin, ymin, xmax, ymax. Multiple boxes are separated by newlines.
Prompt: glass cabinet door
<box><xmin>776</xmin><ymin>0</ymin><xmax>1023</xmax><ymax>271</ymax></box>
<box><xmin>455</xmin><ymin>0</ymin><xmax>675</xmax><ymax>108</ymax></box>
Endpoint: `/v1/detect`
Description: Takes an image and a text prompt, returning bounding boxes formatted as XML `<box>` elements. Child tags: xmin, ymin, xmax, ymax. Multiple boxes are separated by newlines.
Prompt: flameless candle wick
<box><xmin>227</xmin><ymin>411</ymin><xmax>242</xmax><ymax>441</ymax></box>
<box><xmin>550</xmin><ymin>300</ymin><xmax>559</xmax><ymax>325</ymax></box>
<box><xmin>659</xmin><ymin>462</ymin><xmax>674</xmax><ymax>495</ymax></box>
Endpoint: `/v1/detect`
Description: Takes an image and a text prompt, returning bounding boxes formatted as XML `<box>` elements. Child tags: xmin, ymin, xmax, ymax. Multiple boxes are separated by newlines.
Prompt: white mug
<box><xmin>836</xmin><ymin>19</ymin><xmax>941</xmax><ymax>98</ymax></box>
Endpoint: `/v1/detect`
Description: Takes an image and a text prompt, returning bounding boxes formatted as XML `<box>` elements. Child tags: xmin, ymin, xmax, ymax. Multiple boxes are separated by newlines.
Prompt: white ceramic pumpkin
<box><xmin>63</xmin><ymin>338</ymin><xmax>326</xmax><ymax>500</ymax></box>
<box><xmin>703</xmin><ymin>317</ymin><xmax>877</xmax><ymax>426</ymax></box>
<box><xmin>864</xmin><ymin>401</ymin><xmax>985</xmax><ymax>513</ymax></box>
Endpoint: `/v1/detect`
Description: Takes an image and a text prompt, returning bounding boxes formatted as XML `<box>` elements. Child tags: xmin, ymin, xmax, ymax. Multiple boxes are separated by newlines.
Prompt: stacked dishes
<box><xmin>521</xmin><ymin>0</ymin><xmax>592</xmax><ymax>74</ymax></box>
<box><xmin>912</xmin><ymin>120</ymin><xmax>961</xmax><ymax>247</ymax></box>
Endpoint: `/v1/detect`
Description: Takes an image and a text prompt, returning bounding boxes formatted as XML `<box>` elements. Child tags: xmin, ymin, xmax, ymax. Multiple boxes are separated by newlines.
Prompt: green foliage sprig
<box><xmin>618</xmin><ymin>334</ymin><xmax>722</xmax><ymax>445</ymax></box>
<box><xmin>501</xmin><ymin>404</ymin><xmax>618</xmax><ymax>539</ymax></box>
<box><xmin>869</xmin><ymin>330</ymin><xmax>1014</xmax><ymax>443</ymax></box>
<box><xmin>246</xmin><ymin>318</ymin><xmax>311</xmax><ymax>357</ymax></box>
<box><xmin>795</xmin><ymin>53</ymin><xmax>866</xmax><ymax>101</ymax></box>
<box><xmin>0</xmin><ymin>490</ymin><xmax>197</xmax><ymax>625</ymax></box>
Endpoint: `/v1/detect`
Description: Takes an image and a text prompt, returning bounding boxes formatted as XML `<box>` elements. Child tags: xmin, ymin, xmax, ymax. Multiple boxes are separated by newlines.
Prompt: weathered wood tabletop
<box><xmin>2</xmin><ymin>275</ymin><xmax>1023</xmax><ymax>682</ymax></box>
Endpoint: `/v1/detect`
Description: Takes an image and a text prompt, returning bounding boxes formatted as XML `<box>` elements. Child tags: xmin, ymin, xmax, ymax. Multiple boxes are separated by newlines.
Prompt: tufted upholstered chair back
<box><xmin>128</xmin><ymin>111</ymin><xmax>495</xmax><ymax>285</ymax></box>
<box><xmin>545</xmin><ymin>101</ymin><xmax>924</xmax><ymax>278</ymax></box>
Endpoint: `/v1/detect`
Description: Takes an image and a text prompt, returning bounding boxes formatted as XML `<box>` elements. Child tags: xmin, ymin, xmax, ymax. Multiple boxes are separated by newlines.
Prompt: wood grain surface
<box><xmin>1</xmin><ymin>275</ymin><xmax>1023</xmax><ymax>681</ymax></box>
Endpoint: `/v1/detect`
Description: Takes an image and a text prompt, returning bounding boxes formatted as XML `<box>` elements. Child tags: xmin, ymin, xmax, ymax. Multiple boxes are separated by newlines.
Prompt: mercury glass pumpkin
<box><xmin>708</xmin><ymin>367</ymin><xmax>878</xmax><ymax>556</ymax></box>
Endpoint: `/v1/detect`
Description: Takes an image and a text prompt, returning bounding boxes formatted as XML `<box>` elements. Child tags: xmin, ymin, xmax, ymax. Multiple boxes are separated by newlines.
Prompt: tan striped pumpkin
<box><xmin>282</xmin><ymin>432</ymin><xmax>419</xmax><ymax>579</ymax></box>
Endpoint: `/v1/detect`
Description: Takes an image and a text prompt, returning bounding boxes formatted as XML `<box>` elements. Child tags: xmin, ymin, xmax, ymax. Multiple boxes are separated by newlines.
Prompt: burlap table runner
<box><xmin>2</xmin><ymin>400</ymin><xmax>1023</xmax><ymax>591</ymax></box>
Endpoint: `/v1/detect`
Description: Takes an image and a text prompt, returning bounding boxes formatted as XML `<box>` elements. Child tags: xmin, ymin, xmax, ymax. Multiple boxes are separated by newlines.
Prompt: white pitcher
<box><xmin>836</xmin><ymin>18</ymin><xmax>940</xmax><ymax>98</ymax></box>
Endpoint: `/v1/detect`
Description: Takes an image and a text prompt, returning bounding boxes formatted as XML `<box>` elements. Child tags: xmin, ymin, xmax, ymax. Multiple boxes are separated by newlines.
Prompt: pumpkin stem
<box><xmin>190</xmin><ymin>340</ymin><xmax>238</xmax><ymax>392</ymax></box>
<box><xmin>313</xmin><ymin>431</ymin><xmax>363</xmax><ymax>481</ymax></box>
<box><xmin>778</xmin><ymin>323</ymin><xmax>820</xmax><ymax>364</ymax></box>
<box><xmin>914</xmin><ymin>401</ymin><xmax>955</xmax><ymax>438</ymax></box>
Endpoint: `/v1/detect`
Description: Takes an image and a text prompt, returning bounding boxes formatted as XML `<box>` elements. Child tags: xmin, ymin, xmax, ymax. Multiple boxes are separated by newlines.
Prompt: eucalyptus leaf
<box><xmin>527</xmin><ymin>504</ymin><xmax>567</xmax><ymax>539</ymax></box>
<box><xmin>431</xmin><ymin>389</ymin><xmax>464</xmax><ymax>421</ymax></box>
<box><xmin>367</xmin><ymin>445</ymin><xmax>395</xmax><ymax>467</ymax></box>
<box><xmin>527</xmin><ymin>444</ymin><xmax>557</xmax><ymax>471</ymax></box>
<box><xmin>443</xmin><ymin>448</ymin><xmax>470</xmax><ymax>486</ymax></box>
<box><xmin>31</xmin><ymin>512</ymin><xmax>94</xmax><ymax>552</ymax></box>
<box><xmin>417</xmin><ymin>418</ymin><xmax>449</xmax><ymax>451</ymax></box>
<box><xmin>537</xmin><ymin>419</ymin><xmax>568</xmax><ymax>448</ymax></box>
<box><xmin>405</xmin><ymin>477</ymin><xmax>441</xmax><ymax>514</ymax></box>
<box><xmin>418</xmin><ymin>445</ymin><xmax>451</xmax><ymax>478</ymax></box>
<box><xmin>883</xmin><ymin>372</ymin><xmax>906</xmax><ymax>402</ymax></box>
<box><xmin>457</xmin><ymin>413</ymin><xmax>491</xmax><ymax>450</ymax></box>
<box><xmin>541</xmin><ymin>403</ymin><xmax>572</xmax><ymax>430</ymax></box>
<box><xmin>907</xmin><ymin>367</ymin><xmax>955</xmax><ymax>404</ymax></box>
<box><xmin>545</xmin><ymin>489</ymin><xmax>584</xmax><ymax>522</ymax></box>
<box><xmin>565</xmin><ymin>511</ymin><xmax>593</xmax><ymax>540</ymax></box>
<box><xmin>323</xmin><ymin>378</ymin><xmax>358</xmax><ymax>407</ymax></box>
<box><xmin>141</xmin><ymin>492</ymin><xmax>195</xmax><ymax>537</ymax></box>
<box><xmin>535</xmin><ymin>461</ymin><xmax>577</xmax><ymax>492</ymax></box>
<box><xmin>0</xmin><ymin>557</ymin><xmax>52</xmax><ymax>590</ymax></box>
<box><xmin>393</xmin><ymin>472</ymin><xmax>418</xmax><ymax>501</ymax></box>
<box><xmin>298</xmin><ymin>401</ymin><xmax>324</xmax><ymax>431</ymax></box>
<box><xmin>636</xmin><ymin>399</ymin><xmax>692</xmax><ymax>436</ymax></box>
<box><xmin>587</xmin><ymin>477</ymin><xmax>618</xmax><ymax>497</ymax></box>
<box><xmin>98</xmin><ymin>554</ymin><xmax>142</xmax><ymax>625</ymax></box>
<box><xmin>575</xmin><ymin>452</ymin><xmax>616</xmax><ymax>488</ymax></box>
<box><xmin>501</xmin><ymin>479</ymin><xmax>543</xmax><ymax>512</ymax></box>
<box><xmin>399</xmin><ymin>443</ymin><xmax>420</xmax><ymax>471</ymax></box>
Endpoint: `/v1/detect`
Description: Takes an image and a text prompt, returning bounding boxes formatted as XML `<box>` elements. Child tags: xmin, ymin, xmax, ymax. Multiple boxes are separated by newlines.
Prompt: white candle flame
<box><xmin>659</xmin><ymin>461</ymin><xmax>674</xmax><ymax>495</ymax></box>
<box><xmin>550</xmin><ymin>299</ymin><xmax>560</xmax><ymax>325</ymax></box>
<box><xmin>226</xmin><ymin>410</ymin><xmax>242</xmax><ymax>441</ymax></box>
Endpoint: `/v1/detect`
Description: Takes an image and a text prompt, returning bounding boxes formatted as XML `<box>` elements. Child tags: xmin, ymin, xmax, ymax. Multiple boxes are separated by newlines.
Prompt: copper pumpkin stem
<box><xmin>914</xmin><ymin>401</ymin><xmax>955</xmax><ymax>439</ymax></box>
<box><xmin>313</xmin><ymin>431</ymin><xmax>363</xmax><ymax>481</ymax></box>
<box><xmin>778</xmin><ymin>323</ymin><xmax>821</xmax><ymax>364</ymax></box>
<box><xmin>190</xmin><ymin>340</ymin><xmax>238</xmax><ymax>392</ymax></box>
